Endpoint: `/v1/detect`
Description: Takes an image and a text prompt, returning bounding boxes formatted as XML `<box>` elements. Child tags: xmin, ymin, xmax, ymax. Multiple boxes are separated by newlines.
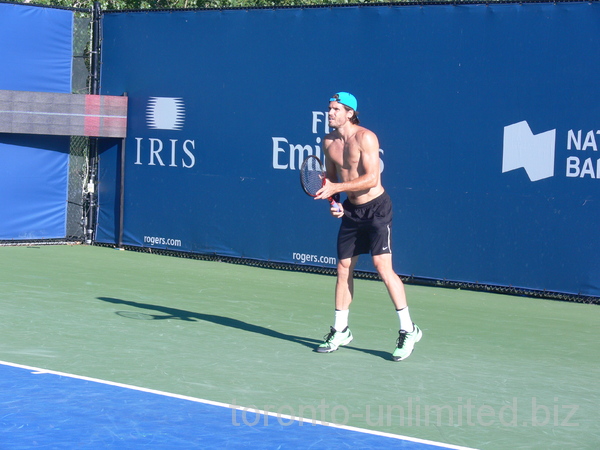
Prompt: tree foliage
<box><xmin>14</xmin><ymin>0</ymin><xmax>404</xmax><ymax>11</ymax></box>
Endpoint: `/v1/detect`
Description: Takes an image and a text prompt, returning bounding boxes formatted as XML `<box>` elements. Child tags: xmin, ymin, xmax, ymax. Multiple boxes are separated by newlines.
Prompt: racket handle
<box><xmin>330</xmin><ymin>199</ymin><xmax>342</xmax><ymax>213</ymax></box>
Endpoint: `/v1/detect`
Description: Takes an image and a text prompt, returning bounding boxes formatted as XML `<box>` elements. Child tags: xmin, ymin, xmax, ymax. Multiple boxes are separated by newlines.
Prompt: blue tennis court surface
<box><xmin>0</xmin><ymin>361</ymin><xmax>473</xmax><ymax>449</ymax></box>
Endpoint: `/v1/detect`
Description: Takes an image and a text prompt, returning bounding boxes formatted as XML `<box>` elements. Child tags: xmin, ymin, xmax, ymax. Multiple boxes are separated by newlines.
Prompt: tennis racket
<box><xmin>299</xmin><ymin>155</ymin><xmax>341</xmax><ymax>212</ymax></box>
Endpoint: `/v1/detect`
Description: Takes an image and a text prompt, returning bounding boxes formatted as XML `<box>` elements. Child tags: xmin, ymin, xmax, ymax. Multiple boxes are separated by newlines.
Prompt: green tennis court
<box><xmin>0</xmin><ymin>244</ymin><xmax>598</xmax><ymax>449</ymax></box>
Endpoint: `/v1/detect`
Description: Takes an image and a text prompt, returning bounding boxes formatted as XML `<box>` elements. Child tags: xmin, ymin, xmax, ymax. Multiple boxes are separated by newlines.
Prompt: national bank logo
<box><xmin>502</xmin><ymin>121</ymin><xmax>556</xmax><ymax>182</ymax></box>
<box><xmin>146</xmin><ymin>97</ymin><xmax>185</xmax><ymax>130</ymax></box>
<box><xmin>502</xmin><ymin>120</ymin><xmax>600</xmax><ymax>182</ymax></box>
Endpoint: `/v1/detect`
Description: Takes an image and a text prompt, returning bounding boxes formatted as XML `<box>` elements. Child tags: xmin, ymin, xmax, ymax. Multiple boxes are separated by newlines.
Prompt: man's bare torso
<box><xmin>324</xmin><ymin>126</ymin><xmax>384</xmax><ymax>205</ymax></box>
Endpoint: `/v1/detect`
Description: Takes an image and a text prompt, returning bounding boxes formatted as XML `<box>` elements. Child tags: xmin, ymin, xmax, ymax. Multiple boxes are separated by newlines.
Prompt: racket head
<box><xmin>299</xmin><ymin>155</ymin><xmax>326</xmax><ymax>197</ymax></box>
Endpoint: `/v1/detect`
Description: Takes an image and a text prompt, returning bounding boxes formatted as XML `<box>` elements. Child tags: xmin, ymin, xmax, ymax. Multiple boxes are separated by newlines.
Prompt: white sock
<box><xmin>397</xmin><ymin>307</ymin><xmax>414</xmax><ymax>332</ymax></box>
<box><xmin>334</xmin><ymin>309</ymin><xmax>349</xmax><ymax>331</ymax></box>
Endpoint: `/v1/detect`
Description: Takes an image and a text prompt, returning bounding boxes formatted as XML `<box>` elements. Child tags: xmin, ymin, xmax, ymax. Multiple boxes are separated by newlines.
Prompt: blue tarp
<box><xmin>0</xmin><ymin>4</ymin><xmax>73</xmax><ymax>240</ymax></box>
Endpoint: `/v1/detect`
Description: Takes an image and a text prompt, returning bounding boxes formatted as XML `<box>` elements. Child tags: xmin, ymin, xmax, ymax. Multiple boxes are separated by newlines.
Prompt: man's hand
<box><xmin>315</xmin><ymin>178</ymin><xmax>344</xmax><ymax>218</ymax></box>
<box><xmin>330</xmin><ymin>201</ymin><xmax>344</xmax><ymax>218</ymax></box>
<box><xmin>315</xmin><ymin>178</ymin><xmax>338</xmax><ymax>201</ymax></box>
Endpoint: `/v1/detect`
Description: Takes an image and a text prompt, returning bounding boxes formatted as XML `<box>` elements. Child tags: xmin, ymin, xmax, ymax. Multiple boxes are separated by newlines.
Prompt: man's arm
<box><xmin>319</xmin><ymin>138</ymin><xmax>345</xmax><ymax>218</ymax></box>
<box><xmin>323</xmin><ymin>143</ymin><xmax>338</xmax><ymax>183</ymax></box>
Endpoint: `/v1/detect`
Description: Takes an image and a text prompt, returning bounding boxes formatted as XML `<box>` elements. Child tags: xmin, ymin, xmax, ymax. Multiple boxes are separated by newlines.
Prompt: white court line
<box><xmin>0</xmin><ymin>359</ymin><xmax>477</xmax><ymax>450</ymax></box>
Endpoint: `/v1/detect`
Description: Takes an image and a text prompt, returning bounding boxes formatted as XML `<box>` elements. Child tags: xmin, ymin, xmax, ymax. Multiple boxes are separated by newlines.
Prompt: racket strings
<box><xmin>301</xmin><ymin>168</ymin><xmax>324</xmax><ymax>196</ymax></box>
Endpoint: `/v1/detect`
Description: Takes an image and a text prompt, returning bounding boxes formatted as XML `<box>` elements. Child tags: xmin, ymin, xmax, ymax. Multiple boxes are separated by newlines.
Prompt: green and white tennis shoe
<box><xmin>392</xmin><ymin>324</ymin><xmax>422</xmax><ymax>361</ymax></box>
<box><xmin>317</xmin><ymin>326</ymin><xmax>353</xmax><ymax>353</ymax></box>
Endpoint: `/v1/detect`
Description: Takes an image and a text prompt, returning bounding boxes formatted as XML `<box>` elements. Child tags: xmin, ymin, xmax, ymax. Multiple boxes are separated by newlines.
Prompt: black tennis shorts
<box><xmin>337</xmin><ymin>191</ymin><xmax>393</xmax><ymax>260</ymax></box>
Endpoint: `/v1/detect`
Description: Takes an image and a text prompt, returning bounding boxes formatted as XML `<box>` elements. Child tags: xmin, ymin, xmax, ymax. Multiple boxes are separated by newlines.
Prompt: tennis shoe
<box><xmin>316</xmin><ymin>326</ymin><xmax>353</xmax><ymax>353</ymax></box>
<box><xmin>392</xmin><ymin>324</ymin><xmax>422</xmax><ymax>361</ymax></box>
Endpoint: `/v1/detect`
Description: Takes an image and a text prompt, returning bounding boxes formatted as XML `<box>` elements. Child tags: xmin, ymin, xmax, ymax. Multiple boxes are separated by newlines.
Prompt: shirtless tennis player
<box><xmin>314</xmin><ymin>92</ymin><xmax>422</xmax><ymax>361</ymax></box>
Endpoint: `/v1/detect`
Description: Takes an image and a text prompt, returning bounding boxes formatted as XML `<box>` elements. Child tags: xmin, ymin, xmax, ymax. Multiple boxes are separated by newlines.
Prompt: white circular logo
<box><xmin>146</xmin><ymin>97</ymin><xmax>185</xmax><ymax>130</ymax></box>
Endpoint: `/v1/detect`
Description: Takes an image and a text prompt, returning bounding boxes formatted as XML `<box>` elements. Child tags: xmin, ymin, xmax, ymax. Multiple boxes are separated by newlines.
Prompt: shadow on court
<box><xmin>96</xmin><ymin>297</ymin><xmax>391</xmax><ymax>360</ymax></box>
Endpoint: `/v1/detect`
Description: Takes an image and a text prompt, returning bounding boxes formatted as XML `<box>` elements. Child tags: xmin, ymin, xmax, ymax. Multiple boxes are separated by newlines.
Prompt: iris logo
<box><xmin>146</xmin><ymin>97</ymin><xmax>185</xmax><ymax>130</ymax></box>
<box><xmin>502</xmin><ymin>121</ymin><xmax>556</xmax><ymax>182</ymax></box>
<box><xmin>134</xmin><ymin>96</ymin><xmax>195</xmax><ymax>168</ymax></box>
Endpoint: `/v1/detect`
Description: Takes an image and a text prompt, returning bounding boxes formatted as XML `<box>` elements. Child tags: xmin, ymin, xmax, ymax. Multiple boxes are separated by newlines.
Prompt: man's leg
<box><xmin>335</xmin><ymin>255</ymin><xmax>359</xmax><ymax>310</ymax></box>
<box><xmin>316</xmin><ymin>256</ymin><xmax>358</xmax><ymax>353</ymax></box>
<box><xmin>372</xmin><ymin>253</ymin><xmax>422</xmax><ymax>361</ymax></box>
<box><xmin>372</xmin><ymin>253</ymin><xmax>407</xmax><ymax>310</ymax></box>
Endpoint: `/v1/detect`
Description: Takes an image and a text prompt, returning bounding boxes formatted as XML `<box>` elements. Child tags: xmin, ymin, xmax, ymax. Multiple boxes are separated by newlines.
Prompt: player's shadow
<box><xmin>96</xmin><ymin>296</ymin><xmax>391</xmax><ymax>360</ymax></box>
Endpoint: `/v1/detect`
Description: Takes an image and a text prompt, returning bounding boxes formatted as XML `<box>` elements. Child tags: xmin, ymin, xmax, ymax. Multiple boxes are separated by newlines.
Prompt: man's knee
<box><xmin>337</xmin><ymin>257</ymin><xmax>357</xmax><ymax>276</ymax></box>
<box><xmin>338</xmin><ymin>259</ymin><xmax>351</xmax><ymax>272</ymax></box>
<box><xmin>373</xmin><ymin>254</ymin><xmax>397</xmax><ymax>277</ymax></box>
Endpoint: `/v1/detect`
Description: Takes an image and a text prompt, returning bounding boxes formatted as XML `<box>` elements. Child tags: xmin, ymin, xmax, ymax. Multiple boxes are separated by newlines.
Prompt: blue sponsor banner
<box><xmin>97</xmin><ymin>4</ymin><xmax>600</xmax><ymax>297</ymax></box>
<box><xmin>0</xmin><ymin>4</ymin><xmax>73</xmax><ymax>240</ymax></box>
